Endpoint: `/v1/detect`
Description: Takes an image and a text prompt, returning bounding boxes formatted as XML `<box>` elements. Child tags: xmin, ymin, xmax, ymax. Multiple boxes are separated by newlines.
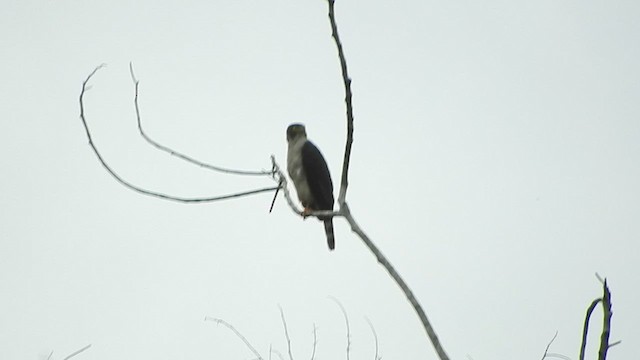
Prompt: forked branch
<box><xmin>79</xmin><ymin>66</ymin><xmax>279</xmax><ymax>203</ymax></box>
<box><xmin>325</xmin><ymin>1</ymin><xmax>450</xmax><ymax>359</ymax></box>
<box><xmin>579</xmin><ymin>278</ymin><xmax>618</xmax><ymax>360</ymax></box>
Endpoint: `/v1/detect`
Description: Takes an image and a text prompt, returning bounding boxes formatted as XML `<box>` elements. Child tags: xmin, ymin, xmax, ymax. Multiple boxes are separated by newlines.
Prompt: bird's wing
<box><xmin>301</xmin><ymin>141</ymin><xmax>334</xmax><ymax>210</ymax></box>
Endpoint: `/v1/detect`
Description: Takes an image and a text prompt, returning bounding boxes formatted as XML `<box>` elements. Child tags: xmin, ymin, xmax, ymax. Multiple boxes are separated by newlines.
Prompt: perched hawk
<box><xmin>286</xmin><ymin>123</ymin><xmax>335</xmax><ymax>250</ymax></box>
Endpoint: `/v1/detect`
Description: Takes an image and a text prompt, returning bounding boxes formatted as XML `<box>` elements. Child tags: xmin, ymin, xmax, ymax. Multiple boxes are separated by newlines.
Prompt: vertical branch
<box><xmin>579</xmin><ymin>298</ymin><xmax>602</xmax><ymax>360</ymax></box>
<box><xmin>328</xmin><ymin>296</ymin><xmax>351</xmax><ymax>360</ymax></box>
<box><xmin>324</xmin><ymin>2</ymin><xmax>450</xmax><ymax>358</ymax></box>
<box><xmin>327</xmin><ymin>0</ymin><xmax>354</xmax><ymax>205</ymax></box>
<box><xmin>310</xmin><ymin>324</ymin><xmax>317</xmax><ymax>360</ymax></box>
<box><xmin>365</xmin><ymin>317</ymin><xmax>380</xmax><ymax>360</ymax></box>
<box><xmin>278</xmin><ymin>306</ymin><xmax>295</xmax><ymax>360</ymax></box>
<box><xmin>597</xmin><ymin>280</ymin><xmax>612</xmax><ymax>360</ymax></box>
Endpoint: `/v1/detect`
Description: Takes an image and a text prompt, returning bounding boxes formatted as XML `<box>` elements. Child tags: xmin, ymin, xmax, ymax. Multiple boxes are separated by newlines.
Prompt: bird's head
<box><xmin>286</xmin><ymin>123</ymin><xmax>307</xmax><ymax>143</ymax></box>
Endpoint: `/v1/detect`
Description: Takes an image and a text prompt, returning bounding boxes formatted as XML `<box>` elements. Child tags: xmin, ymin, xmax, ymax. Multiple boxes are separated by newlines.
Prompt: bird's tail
<box><xmin>324</xmin><ymin>219</ymin><xmax>335</xmax><ymax>251</ymax></box>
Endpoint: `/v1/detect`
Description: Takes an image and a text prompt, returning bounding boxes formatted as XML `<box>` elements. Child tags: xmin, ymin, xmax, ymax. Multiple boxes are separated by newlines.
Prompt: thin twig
<box><xmin>271</xmin><ymin>349</ymin><xmax>286</xmax><ymax>360</ymax></box>
<box><xmin>579</xmin><ymin>298</ymin><xmax>602</xmax><ymax>360</ymax></box>
<box><xmin>598</xmin><ymin>280</ymin><xmax>612</xmax><ymax>360</ymax></box>
<box><xmin>328</xmin><ymin>296</ymin><xmax>351</xmax><ymax>360</ymax></box>
<box><xmin>326</xmin><ymin>0</ymin><xmax>354</xmax><ymax>206</ymax></box>
<box><xmin>544</xmin><ymin>354</ymin><xmax>572</xmax><ymax>360</ymax></box>
<box><xmin>128</xmin><ymin>63</ymin><xmax>273</xmax><ymax>176</ymax></box>
<box><xmin>79</xmin><ymin>66</ymin><xmax>279</xmax><ymax>203</ymax></box>
<box><xmin>62</xmin><ymin>344</ymin><xmax>92</xmax><ymax>360</ymax></box>
<box><xmin>365</xmin><ymin>317</ymin><xmax>380</xmax><ymax>360</ymax></box>
<box><xmin>541</xmin><ymin>331</ymin><xmax>558</xmax><ymax>360</ymax></box>
<box><xmin>278</xmin><ymin>305</ymin><xmax>294</xmax><ymax>360</ymax></box>
<box><xmin>310</xmin><ymin>323</ymin><xmax>318</xmax><ymax>360</ymax></box>
<box><xmin>269</xmin><ymin>179</ymin><xmax>283</xmax><ymax>213</ymax></box>
<box><xmin>204</xmin><ymin>317</ymin><xmax>264</xmax><ymax>360</ymax></box>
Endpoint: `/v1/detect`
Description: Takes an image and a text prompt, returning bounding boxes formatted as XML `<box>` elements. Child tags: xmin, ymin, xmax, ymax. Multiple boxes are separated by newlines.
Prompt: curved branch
<box><xmin>310</xmin><ymin>323</ymin><xmax>317</xmax><ymax>360</ymax></box>
<box><xmin>128</xmin><ymin>63</ymin><xmax>273</xmax><ymax>177</ymax></box>
<box><xmin>579</xmin><ymin>298</ymin><xmax>602</xmax><ymax>360</ymax></box>
<box><xmin>540</xmin><ymin>331</ymin><xmax>558</xmax><ymax>360</ymax></box>
<box><xmin>365</xmin><ymin>317</ymin><xmax>380</xmax><ymax>360</ymax></box>
<box><xmin>327</xmin><ymin>0</ymin><xmax>354</xmax><ymax>205</ymax></box>
<box><xmin>205</xmin><ymin>317</ymin><xmax>264</xmax><ymax>360</ymax></box>
<box><xmin>328</xmin><ymin>296</ymin><xmax>351</xmax><ymax>360</ymax></box>
<box><xmin>79</xmin><ymin>66</ymin><xmax>278</xmax><ymax>203</ymax></box>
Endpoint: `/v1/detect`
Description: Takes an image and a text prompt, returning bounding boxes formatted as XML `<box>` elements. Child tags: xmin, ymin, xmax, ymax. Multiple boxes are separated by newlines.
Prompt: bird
<box><xmin>286</xmin><ymin>123</ymin><xmax>336</xmax><ymax>250</ymax></box>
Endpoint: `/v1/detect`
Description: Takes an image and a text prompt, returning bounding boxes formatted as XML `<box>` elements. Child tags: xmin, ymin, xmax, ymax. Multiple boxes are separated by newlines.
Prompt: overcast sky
<box><xmin>1</xmin><ymin>0</ymin><xmax>639</xmax><ymax>359</ymax></box>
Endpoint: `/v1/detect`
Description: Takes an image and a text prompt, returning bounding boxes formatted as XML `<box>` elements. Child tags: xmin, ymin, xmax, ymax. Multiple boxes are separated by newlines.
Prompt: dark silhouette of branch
<box><xmin>323</xmin><ymin>2</ymin><xmax>450</xmax><ymax>359</ymax></box>
<box><xmin>365</xmin><ymin>317</ymin><xmax>380</xmax><ymax>360</ymax></box>
<box><xmin>579</xmin><ymin>278</ymin><xmax>617</xmax><ymax>360</ymax></box>
<box><xmin>128</xmin><ymin>63</ymin><xmax>273</xmax><ymax>176</ymax></box>
<box><xmin>205</xmin><ymin>317</ymin><xmax>264</xmax><ymax>360</ymax></box>
<box><xmin>328</xmin><ymin>296</ymin><xmax>351</xmax><ymax>360</ymax></box>
<box><xmin>540</xmin><ymin>331</ymin><xmax>558</xmax><ymax>360</ymax></box>
<box><xmin>278</xmin><ymin>306</ymin><xmax>295</xmax><ymax>360</ymax></box>
<box><xmin>79</xmin><ymin>66</ymin><xmax>279</xmax><ymax>203</ymax></box>
<box><xmin>598</xmin><ymin>280</ymin><xmax>612</xmax><ymax>360</ymax></box>
<box><xmin>327</xmin><ymin>0</ymin><xmax>354</xmax><ymax>206</ymax></box>
<box><xmin>579</xmin><ymin>298</ymin><xmax>602</xmax><ymax>360</ymax></box>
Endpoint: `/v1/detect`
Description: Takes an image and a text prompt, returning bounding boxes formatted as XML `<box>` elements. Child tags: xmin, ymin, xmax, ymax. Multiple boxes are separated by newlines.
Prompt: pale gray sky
<box><xmin>1</xmin><ymin>0</ymin><xmax>638</xmax><ymax>359</ymax></box>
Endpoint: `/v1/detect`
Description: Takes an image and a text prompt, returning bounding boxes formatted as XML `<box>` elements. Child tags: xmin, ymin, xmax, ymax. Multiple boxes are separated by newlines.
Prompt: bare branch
<box><xmin>608</xmin><ymin>340</ymin><xmax>621</xmax><ymax>348</ymax></box>
<box><xmin>47</xmin><ymin>350</ymin><xmax>54</xmax><ymax>360</ymax></box>
<box><xmin>579</xmin><ymin>297</ymin><xmax>602</xmax><ymax>360</ymax></box>
<box><xmin>310</xmin><ymin>324</ymin><xmax>317</xmax><ymax>360</ymax></box>
<box><xmin>342</xmin><ymin>203</ymin><xmax>450</xmax><ymax>360</ymax></box>
<box><xmin>365</xmin><ymin>317</ymin><xmax>380</xmax><ymax>360</ymax></box>
<box><xmin>540</xmin><ymin>331</ymin><xmax>558</xmax><ymax>360</ymax></box>
<box><xmin>328</xmin><ymin>296</ymin><xmax>351</xmax><ymax>360</ymax></box>
<box><xmin>278</xmin><ymin>306</ymin><xmax>295</xmax><ymax>360</ymax></box>
<box><xmin>62</xmin><ymin>344</ymin><xmax>92</xmax><ymax>360</ymax></box>
<box><xmin>322</xmin><ymin>2</ymin><xmax>451</xmax><ymax>357</ymax></box>
<box><xmin>271</xmin><ymin>349</ymin><xmax>286</xmax><ymax>360</ymax></box>
<box><xmin>204</xmin><ymin>317</ymin><xmax>264</xmax><ymax>360</ymax></box>
<box><xmin>598</xmin><ymin>279</ymin><xmax>612</xmax><ymax>360</ymax></box>
<box><xmin>79</xmin><ymin>66</ymin><xmax>279</xmax><ymax>203</ymax></box>
<box><xmin>128</xmin><ymin>63</ymin><xmax>273</xmax><ymax>176</ymax></box>
<box><xmin>326</xmin><ymin>0</ymin><xmax>354</xmax><ymax>205</ymax></box>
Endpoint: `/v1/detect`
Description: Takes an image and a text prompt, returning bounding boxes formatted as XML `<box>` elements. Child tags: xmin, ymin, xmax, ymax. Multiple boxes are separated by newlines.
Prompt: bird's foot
<box><xmin>302</xmin><ymin>207</ymin><xmax>313</xmax><ymax>219</ymax></box>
